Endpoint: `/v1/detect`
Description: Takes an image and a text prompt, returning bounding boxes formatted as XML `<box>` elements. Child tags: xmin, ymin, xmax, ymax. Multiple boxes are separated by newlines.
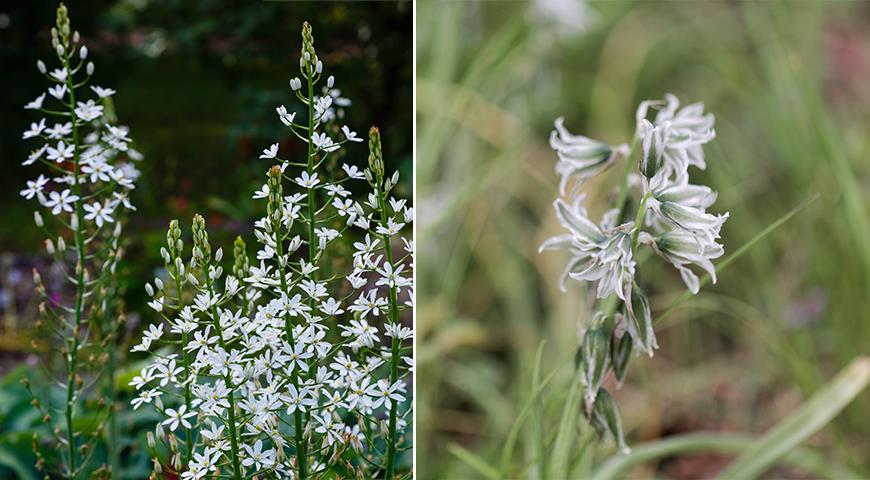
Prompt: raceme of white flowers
<box><xmin>20</xmin><ymin>4</ymin><xmax>142</xmax><ymax>478</ymax></box>
<box><xmin>541</xmin><ymin>93</ymin><xmax>728</xmax><ymax>453</ymax></box>
<box><xmin>130</xmin><ymin>23</ymin><xmax>413</xmax><ymax>479</ymax></box>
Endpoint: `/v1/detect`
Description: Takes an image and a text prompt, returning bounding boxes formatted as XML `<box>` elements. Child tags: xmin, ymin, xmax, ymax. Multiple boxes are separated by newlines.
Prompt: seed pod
<box><xmin>588</xmin><ymin>388</ymin><xmax>630</xmax><ymax>454</ymax></box>
<box><xmin>624</xmin><ymin>282</ymin><xmax>657</xmax><ymax>356</ymax></box>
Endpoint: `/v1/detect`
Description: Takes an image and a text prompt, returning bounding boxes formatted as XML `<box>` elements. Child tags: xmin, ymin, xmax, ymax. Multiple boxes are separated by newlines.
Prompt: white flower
<box><xmin>276</xmin><ymin>105</ymin><xmax>296</xmax><ymax>126</ymax></box>
<box><xmin>312</xmin><ymin>132</ymin><xmax>339</xmax><ymax>153</ymax></box>
<box><xmin>131</xmin><ymin>323</ymin><xmax>163</xmax><ymax>352</ymax></box>
<box><xmin>74</xmin><ymin>99</ymin><xmax>103</xmax><ymax>122</ymax></box>
<box><xmin>49</xmin><ymin>68</ymin><xmax>68</xmax><ymax>82</ymax></box>
<box><xmin>294</xmin><ymin>171</ymin><xmax>320</xmax><ymax>188</ymax></box>
<box><xmin>83</xmin><ymin>200</ymin><xmax>115</xmax><ymax>227</ymax></box>
<box><xmin>242</xmin><ymin>439</ymin><xmax>276</xmax><ymax>471</ymax></box>
<box><xmin>260</xmin><ymin>143</ymin><xmax>279</xmax><ymax>159</ymax></box>
<box><xmin>131</xmin><ymin>389</ymin><xmax>161</xmax><ymax>410</ymax></box>
<box><xmin>47</xmin><ymin>84</ymin><xmax>67</xmax><ymax>100</ymax></box>
<box><xmin>342</xmin><ymin>163</ymin><xmax>365</xmax><ymax>179</ymax></box>
<box><xmin>44</xmin><ymin>189</ymin><xmax>79</xmax><ymax>215</ymax></box>
<box><xmin>20</xmin><ymin>175</ymin><xmax>49</xmax><ymax>200</ymax></box>
<box><xmin>23</xmin><ymin>146</ymin><xmax>47</xmax><ymax>166</ymax></box>
<box><xmin>342</xmin><ymin>125</ymin><xmax>363</xmax><ymax>142</ymax></box>
<box><xmin>636</xmin><ymin>94</ymin><xmax>715</xmax><ymax>181</ymax></box>
<box><xmin>163</xmin><ymin>405</ymin><xmax>196</xmax><ymax>431</ymax></box>
<box><xmin>90</xmin><ymin>85</ymin><xmax>116</xmax><ymax>98</ymax></box>
<box><xmin>45</xmin><ymin>122</ymin><xmax>72</xmax><ymax>139</ymax></box>
<box><xmin>46</xmin><ymin>141</ymin><xmax>74</xmax><ymax>163</ymax></box>
<box><xmin>22</xmin><ymin>119</ymin><xmax>46</xmax><ymax>139</ymax></box>
<box><xmin>24</xmin><ymin>93</ymin><xmax>46</xmax><ymax>110</ymax></box>
<box><xmin>366</xmin><ymin>380</ymin><xmax>405</xmax><ymax>409</ymax></box>
<box><xmin>550</xmin><ymin>117</ymin><xmax>628</xmax><ymax>195</ymax></box>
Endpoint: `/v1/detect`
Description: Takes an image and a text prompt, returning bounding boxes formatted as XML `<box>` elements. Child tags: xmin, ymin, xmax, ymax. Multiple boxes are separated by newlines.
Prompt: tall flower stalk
<box><xmin>131</xmin><ymin>21</ymin><xmax>413</xmax><ymax>479</ymax></box>
<box><xmin>20</xmin><ymin>4</ymin><xmax>142</xmax><ymax>478</ymax></box>
<box><xmin>541</xmin><ymin>94</ymin><xmax>728</xmax><ymax>451</ymax></box>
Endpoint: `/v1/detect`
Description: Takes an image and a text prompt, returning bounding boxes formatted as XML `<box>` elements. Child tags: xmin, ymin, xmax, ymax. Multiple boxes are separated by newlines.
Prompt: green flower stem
<box><xmin>631</xmin><ymin>192</ymin><xmax>651</xmax><ymax>254</ymax></box>
<box><xmin>62</xmin><ymin>47</ymin><xmax>85</xmax><ymax>480</ymax></box>
<box><xmin>203</xmin><ymin>272</ymin><xmax>243</xmax><ymax>480</ymax></box>
<box><xmin>374</xmin><ymin>172</ymin><xmax>402</xmax><ymax>479</ymax></box>
<box><xmin>174</xmin><ymin>259</ymin><xmax>194</xmax><ymax>466</ymax></box>
<box><xmin>272</xmin><ymin>212</ymin><xmax>308</xmax><ymax>479</ymax></box>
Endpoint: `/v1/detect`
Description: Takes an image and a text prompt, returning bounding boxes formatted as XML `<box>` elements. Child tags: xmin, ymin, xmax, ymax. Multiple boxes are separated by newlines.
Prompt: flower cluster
<box><xmin>131</xmin><ymin>22</ymin><xmax>413</xmax><ymax>479</ymax></box>
<box><xmin>20</xmin><ymin>4</ymin><xmax>142</xmax><ymax>478</ymax></box>
<box><xmin>541</xmin><ymin>94</ymin><xmax>727</xmax><ymax>452</ymax></box>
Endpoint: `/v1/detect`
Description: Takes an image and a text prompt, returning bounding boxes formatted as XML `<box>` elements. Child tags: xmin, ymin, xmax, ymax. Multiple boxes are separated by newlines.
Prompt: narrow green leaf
<box><xmin>590</xmin><ymin>432</ymin><xmax>860</xmax><ymax>480</ymax></box>
<box><xmin>549</xmin><ymin>374</ymin><xmax>584</xmax><ymax>480</ymax></box>
<box><xmin>448</xmin><ymin>443</ymin><xmax>500</xmax><ymax>480</ymax></box>
<box><xmin>719</xmin><ymin>356</ymin><xmax>870</xmax><ymax>479</ymax></box>
<box><xmin>498</xmin><ymin>343</ymin><xmax>558</xmax><ymax>478</ymax></box>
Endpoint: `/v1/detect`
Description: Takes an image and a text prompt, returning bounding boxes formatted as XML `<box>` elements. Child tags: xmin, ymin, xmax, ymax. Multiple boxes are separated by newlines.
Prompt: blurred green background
<box><xmin>0</xmin><ymin>1</ymin><xmax>411</xmax><ymax>477</ymax></box>
<box><xmin>418</xmin><ymin>0</ymin><xmax>870</xmax><ymax>478</ymax></box>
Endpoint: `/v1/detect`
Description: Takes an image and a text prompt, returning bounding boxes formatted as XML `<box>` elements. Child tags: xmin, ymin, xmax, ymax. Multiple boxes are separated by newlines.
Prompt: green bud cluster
<box><xmin>191</xmin><ymin>214</ymin><xmax>211</xmax><ymax>267</ymax></box>
<box><xmin>166</xmin><ymin>219</ymin><xmax>184</xmax><ymax>259</ymax></box>
<box><xmin>266</xmin><ymin>166</ymin><xmax>284</xmax><ymax>221</ymax></box>
<box><xmin>300</xmin><ymin>22</ymin><xmax>318</xmax><ymax>74</ymax></box>
<box><xmin>368</xmin><ymin>126</ymin><xmax>384</xmax><ymax>178</ymax></box>
<box><xmin>233</xmin><ymin>236</ymin><xmax>249</xmax><ymax>280</ymax></box>
<box><xmin>53</xmin><ymin>3</ymin><xmax>71</xmax><ymax>49</ymax></box>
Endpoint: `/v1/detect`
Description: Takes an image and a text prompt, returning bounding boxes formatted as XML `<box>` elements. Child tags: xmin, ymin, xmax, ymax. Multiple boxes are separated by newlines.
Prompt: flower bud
<box><xmin>327</xmin><ymin>75</ymin><xmax>334</xmax><ymax>88</ymax></box>
<box><xmin>34</xmin><ymin>211</ymin><xmax>44</xmax><ymax>227</ymax></box>
<box><xmin>45</xmin><ymin>239</ymin><xmax>55</xmax><ymax>255</ymax></box>
<box><xmin>37</xmin><ymin>60</ymin><xmax>46</xmax><ymax>74</ymax></box>
<box><xmin>587</xmin><ymin>389</ymin><xmax>630</xmax><ymax>454</ymax></box>
<box><xmin>610</xmin><ymin>313</ymin><xmax>633</xmax><ymax>387</ymax></box>
<box><xmin>367</xmin><ymin>126</ymin><xmax>384</xmax><ymax>178</ymax></box>
<box><xmin>57</xmin><ymin>236</ymin><xmax>66</xmax><ymax>253</ymax></box>
<box><xmin>290</xmin><ymin>77</ymin><xmax>302</xmax><ymax>91</ymax></box>
<box><xmin>145</xmin><ymin>283</ymin><xmax>154</xmax><ymax>297</ymax></box>
<box><xmin>624</xmin><ymin>282</ymin><xmax>657</xmax><ymax>357</ymax></box>
<box><xmin>215</xmin><ymin>247</ymin><xmax>223</xmax><ymax>263</ymax></box>
<box><xmin>575</xmin><ymin>321</ymin><xmax>609</xmax><ymax>414</ymax></box>
<box><xmin>86</xmin><ymin>62</ymin><xmax>94</xmax><ymax>75</ymax></box>
<box><xmin>154</xmin><ymin>277</ymin><xmax>164</xmax><ymax>291</ymax></box>
<box><xmin>56</xmin><ymin>44</ymin><xmax>64</xmax><ymax>58</ymax></box>
<box><xmin>72</xmin><ymin>31</ymin><xmax>80</xmax><ymax>43</ymax></box>
<box><xmin>70</xmin><ymin>214</ymin><xmax>78</xmax><ymax>230</ymax></box>
<box><xmin>79</xmin><ymin>45</ymin><xmax>88</xmax><ymax>60</ymax></box>
<box><xmin>146</xmin><ymin>431</ymin><xmax>156</xmax><ymax>449</ymax></box>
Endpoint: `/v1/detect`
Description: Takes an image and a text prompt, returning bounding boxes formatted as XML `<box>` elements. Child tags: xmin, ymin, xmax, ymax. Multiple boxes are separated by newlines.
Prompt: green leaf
<box><xmin>590</xmin><ymin>432</ymin><xmax>860</xmax><ymax>480</ymax></box>
<box><xmin>498</xmin><ymin>341</ymin><xmax>558</xmax><ymax>478</ymax></box>
<box><xmin>549</xmin><ymin>373</ymin><xmax>584</xmax><ymax>480</ymax></box>
<box><xmin>0</xmin><ymin>442</ymin><xmax>37</xmax><ymax>480</ymax></box>
<box><xmin>447</xmin><ymin>443</ymin><xmax>499</xmax><ymax>480</ymax></box>
<box><xmin>719</xmin><ymin>356</ymin><xmax>870</xmax><ymax>479</ymax></box>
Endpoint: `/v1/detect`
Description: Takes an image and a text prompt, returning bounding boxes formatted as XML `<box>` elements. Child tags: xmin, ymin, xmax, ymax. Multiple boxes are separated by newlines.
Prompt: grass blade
<box><xmin>549</xmin><ymin>373</ymin><xmax>584</xmax><ymax>480</ymax></box>
<box><xmin>719</xmin><ymin>356</ymin><xmax>870</xmax><ymax>479</ymax></box>
<box><xmin>589</xmin><ymin>432</ymin><xmax>860</xmax><ymax>480</ymax></box>
<box><xmin>448</xmin><ymin>443</ymin><xmax>500</xmax><ymax>480</ymax></box>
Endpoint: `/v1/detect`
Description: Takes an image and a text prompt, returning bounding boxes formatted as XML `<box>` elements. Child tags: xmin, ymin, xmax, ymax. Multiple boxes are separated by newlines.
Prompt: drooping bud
<box><xmin>575</xmin><ymin>320</ymin><xmax>610</xmax><ymax>415</ymax></box>
<box><xmin>587</xmin><ymin>389</ymin><xmax>630</xmax><ymax>454</ymax></box>
<box><xmin>624</xmin><ymin>282</ymin><xmax>657</xmax><ymax>357</ymax></box>
<box><xmin>610</xmin><ymin>313</ymin><xmax>633</xmax><ymax>387</ymax></box>
<box><xmin>367</xmin><ymin>126</ymin><xmax>384</xmax><ymax>178</ymax></box>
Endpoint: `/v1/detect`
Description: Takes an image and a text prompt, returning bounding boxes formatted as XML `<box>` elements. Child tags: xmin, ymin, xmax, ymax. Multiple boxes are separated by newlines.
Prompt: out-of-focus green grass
<box><xmin>417</xmin><ymin>1</ymin><xmax>870</xmax><ymax>478</ymax></box>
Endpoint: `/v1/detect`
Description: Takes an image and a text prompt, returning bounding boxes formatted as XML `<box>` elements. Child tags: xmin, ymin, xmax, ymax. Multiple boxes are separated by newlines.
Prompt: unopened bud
<box><xmin>34</xmin><ymin>211</ymin><xmax>44</xmax><ymax>227</ymax></box>
<box><xmin>56</xmin><ymin>44</ymin><xmax>64</xmax><ymax>57</ymax></box>
<box><xmin>86</xmin><ymin>62</ymin><xmax>94</xmax><ymax>75</ymax></box>
<box><xmin>154</xmin><ymin>277</ymin><xmax>164</xmax><ymax>290</ymax></box>
<box><xmin>327</xmin><ymin>75</ymin><xmax>334</xmax><ymax>88</ymax></box>
<box><xmin>79</xmin><ymin>45</ymin><xmax>88</xmax><ymax>60</ymax></box>
<box><xmin>37</xmin><ymin>60</ymin><xmax>46</xmax><ymax>74</ymax></box>
<box><xmin>367</xmin><ymin>126</ymin><xmax>384</xmax><ymax>177</ymax></box>
<box><xmin>45</xmin><ymin>239</ymin><xmax>55</xmax><ymax>255</ymax></box>
<box><xmin>57</xmin><ymin>236</ymin><xmax>66</xmax><ymax>252</ymax></box>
